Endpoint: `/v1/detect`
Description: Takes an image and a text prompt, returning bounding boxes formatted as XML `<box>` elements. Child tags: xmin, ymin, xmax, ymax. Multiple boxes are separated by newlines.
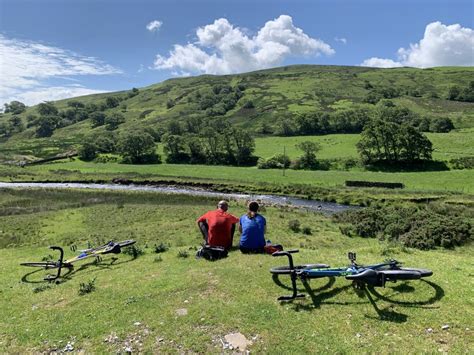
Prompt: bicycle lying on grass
<box><xmin>21</xmin><ymin>240</ymin><xmax>136</xmax><ymax>281</ymax></box>
<box><xmin>270</xmin><ymin>250</ymin><xmax>433</xmax><ymax>301</ymax></box>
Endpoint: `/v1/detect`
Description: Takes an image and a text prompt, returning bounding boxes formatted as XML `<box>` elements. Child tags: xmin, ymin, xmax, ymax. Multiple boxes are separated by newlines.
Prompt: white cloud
<box><xmin>0</xmin><ymin>34</ymin><xmax>121</xmax><ymax>106</ymax></box>
<box><xmin>361</xmin><ymin>57</ymin><xmax>403</xmax><ymax>68</ymax></box>
<box><xmin>153</xmin><ymin>15</ymin><xmax>334</xmax><ymax>75</ymax></box>
<box><xmin>146</xmin><ymin>20</ymin><xmax>163</xmax><ymax>33</ymax></box>
<box><xmin>361</xmin><ymin>21</ymin><xmax>474</xmax><ymax>68</ymax></box>
<box><xmin>335</xmin><ymin>37</ymin><xmax>347</xmax><ymax>44</ymax></box>
<box><xmin>10</xmin><ymin>86</ymin><xmax>107</xmax><ymax>106</ymax></box>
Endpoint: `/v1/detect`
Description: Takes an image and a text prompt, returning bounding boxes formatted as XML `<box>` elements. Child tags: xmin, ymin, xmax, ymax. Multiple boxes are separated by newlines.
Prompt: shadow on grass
<box><xmin>271</xmin><ymin>275</ymin><xmax>444</xmax><ymax>323</ymax></box>
<box><xmin>20</xmin><ymin>256</ymin><xmax>134</xmax><ymax>285</ymax></box>
<box><xmin>367</xmin><ymin>279</ymin><xmax>445</xmax><ymax>307</ymax></box>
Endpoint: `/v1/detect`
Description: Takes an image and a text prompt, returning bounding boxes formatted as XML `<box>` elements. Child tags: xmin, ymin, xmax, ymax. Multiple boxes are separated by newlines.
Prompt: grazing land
<box><xmin>0</xmin><ymin>189</ymin><xmax>472</xmax><ymax>353</ymax></box>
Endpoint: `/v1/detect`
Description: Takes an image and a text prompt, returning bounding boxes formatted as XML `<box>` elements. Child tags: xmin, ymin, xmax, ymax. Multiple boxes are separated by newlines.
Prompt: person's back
<box><xmin>239</xmin><ymin>201</ymin><xmax>266</xmax><ymax>253</ymax></box>
<box><xmin>197</xmin><ymin>201</ymin><xmax>239</xmax><ymax>250</ymax></box>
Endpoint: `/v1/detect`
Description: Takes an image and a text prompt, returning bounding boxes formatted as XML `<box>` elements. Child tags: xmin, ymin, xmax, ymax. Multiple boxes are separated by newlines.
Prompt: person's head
<box><xmin>247</xmin><ymin>201</ymin><xmax>259</xmax><ymax>218</ymax></box>
<box><xmin>217</xmin><ymin>200</ymin><xmax>229</xmax><ymax>212</ymax></box>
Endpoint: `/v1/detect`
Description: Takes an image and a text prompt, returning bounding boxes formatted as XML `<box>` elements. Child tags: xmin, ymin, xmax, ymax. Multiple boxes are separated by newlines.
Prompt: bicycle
<box><xmin>270</xmin><ymin>250</ymin><xmax>433</xmax><ymax>301</ymax></box>
<box><xmin>21</xmin><ymin>240</ymin><xmax>136</xmax><ymax>281</ymax></box>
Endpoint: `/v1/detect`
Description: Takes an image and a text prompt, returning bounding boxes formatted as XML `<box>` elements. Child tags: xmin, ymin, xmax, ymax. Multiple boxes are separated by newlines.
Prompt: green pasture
<box><xmin>254</xmin><ymin>129</ymin><xmax>474</xmax><ymax>161</ymax></box>
<box><xmin>12</xmin><ymin>160</ymin><xmax>474</xmax><ymax>194</ymax></box>
<box><xmin>0</xmin><ymin>189</ymin><xmax>472</xmax><ymax>353</ymax></box>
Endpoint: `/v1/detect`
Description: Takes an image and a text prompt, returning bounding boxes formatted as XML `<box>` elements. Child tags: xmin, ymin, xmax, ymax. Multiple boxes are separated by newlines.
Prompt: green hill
<box><xmin>1</xmin><ymin>65</ymin><xmax>473</xmax><ymax>160</ymax></box>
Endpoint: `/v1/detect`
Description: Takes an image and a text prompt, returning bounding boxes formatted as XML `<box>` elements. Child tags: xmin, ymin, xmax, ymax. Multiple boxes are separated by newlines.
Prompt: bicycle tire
<box><xmin>20</xmin><ymin>262</ymin><xmax>58</xmax><ymax>269</ymax></box>
<box><xmin>117</xmin><ymin>240</ymin><xmax>136</xmax><ymax>248</ymax></box>
<box><xmin>270</xmin><ymin>263</ymin><xmax>329</xmax><ymax>275</ymax></box>
<box><xmin>396</xmin><ymin>267</ymin><xmax>432</xmax><ymax>278</ymax></box>
<box><xmin>379</xmin><ymin>269</ymin><xmax>423</xmax><ymax>281</ymax></box>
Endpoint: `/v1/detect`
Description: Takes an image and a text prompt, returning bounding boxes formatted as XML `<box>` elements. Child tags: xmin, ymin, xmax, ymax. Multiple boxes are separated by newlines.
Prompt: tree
<box><xmin>430</xmin><ymin>117</ymin><xmax>454</xmax><ymax>133</ymax></box>
<box><xmin>4</xmin><ymin>101</ymin><xmax>26</xmax><ymax>114</ymax></box>
<box><xmin>9</xmin><ymin>115</ymin><xmax>24</xmax><ymax>133</ymax></box>
<box><xmin>162</xmin><ymin>133</ymin><xmax>188</xmax><ymax>163</ymax></box>
<box><xmin>67</xmin><ymin>100</ymin><xmax>85</xmax><ymax>109</ymax></box>
<box><xmin>118</xmin><ymin>130</ymin><xmax>160</xmax><ymax>164</ymax></box>
<box><xmin>232</xmin><ymin>128</ymin><xmax>256</xmax><ymax>166</ymax></box>
<box><xmin>105</xmin><ymin>96</ymin><xmax>120</xmax><ymax>109</ymax></box>
<box><xmin>295</xmin><ymin>141</ymin><xmax>321</xmax><ymax>169</ymax></box>
<box><xmin>90</xmin><ymin>112</ymin><xmax>106</xmax><ymax>127</ymax></box>
<box><xmin>447</xmin><ymin>86</ymin><xmax>461</xmax><ymax>100</ymax></box>
<box><xmin>357</xmin><ymin>119</ymin><xmax>432</xmax><ymax>164</ymax></box>
<box><xmin>37</xmin><ymin>102</ymin><xmax>58</xmax><ymax>116</ymax></box>
<box><xmin>36</xmin><ymin>115</ymin><xmax>60</xmax><ymax>137</ymax></box>
<box><xmin>105</xmin><ymin>112</ymin><xmax>125</xmax><ymax>130</ymax></box>
<box><xmin>78</xmin><ymin>141</ymin><xmax>98</xmax><ymax>161</ymax></box>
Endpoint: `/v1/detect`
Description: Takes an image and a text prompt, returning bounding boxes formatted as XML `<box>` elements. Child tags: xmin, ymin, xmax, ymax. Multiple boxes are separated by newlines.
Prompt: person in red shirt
<box><xmin>197</xmin><ymin>200</ymin><xmax>239</xmax><ymax>250</ymax></box>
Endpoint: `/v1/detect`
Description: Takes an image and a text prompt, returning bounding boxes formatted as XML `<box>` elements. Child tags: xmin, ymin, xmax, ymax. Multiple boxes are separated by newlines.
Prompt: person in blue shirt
<box><xmin>239</xmin><ymin>201</ymin><xmax>266</xmax><ymax>253</ymax></box>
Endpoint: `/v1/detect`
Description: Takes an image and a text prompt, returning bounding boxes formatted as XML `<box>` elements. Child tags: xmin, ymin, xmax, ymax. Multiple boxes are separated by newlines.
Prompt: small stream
<box><xmin>0</xmin><ymin>182</ymin><xmax>358</xmax><ymax>214</ymax></box>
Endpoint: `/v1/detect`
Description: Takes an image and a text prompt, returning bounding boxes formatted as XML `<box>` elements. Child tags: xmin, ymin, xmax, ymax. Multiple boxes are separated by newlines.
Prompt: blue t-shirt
<box><xmin>239</xmin><ymin>214</ymin><xmax>266</xmax><ymax>249</ymax></box>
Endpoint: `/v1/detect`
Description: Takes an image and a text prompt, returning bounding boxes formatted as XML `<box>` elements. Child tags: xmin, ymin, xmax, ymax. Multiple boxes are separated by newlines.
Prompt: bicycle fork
<box><xmin>272</xmin><ymin>250</ymin><xmax>305</xmax><ymax>301</ymax></box>
<box><xmin>45</xmin><ymin>246</ymin><xmax>65</xmax><ymax>282</ymax></box>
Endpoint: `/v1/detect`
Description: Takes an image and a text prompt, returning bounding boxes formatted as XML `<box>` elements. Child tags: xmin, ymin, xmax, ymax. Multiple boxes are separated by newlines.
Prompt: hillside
<box><xmin>1</xmin><ymin>65</ymin><xmax>474</xmax><ymax>160</ymax></box>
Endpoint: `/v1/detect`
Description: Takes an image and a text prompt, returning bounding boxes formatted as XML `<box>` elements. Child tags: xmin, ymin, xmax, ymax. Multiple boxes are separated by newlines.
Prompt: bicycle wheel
<box><xmin>379</xmin><ymin>269</ymin><xmax>423</xmax><ymax>281</ymax></box>
<box><xmin>20</xmin><ymin>262</ymin><xmax>58</xmax><ymax>269</ymax></box>
<box><xmin>397</xmin><ymin>267</ymin><xmax>433</xmax><ymax>278</ymax></box>
<box><xmin>270</xmin><ymin>263</ymin><xmax>329</xmax><ymax>275</ymax></box>
<box><xmin>117</xmin><ymin>240</ymin><xmax>136</xmax><ymax>248</ymax></box>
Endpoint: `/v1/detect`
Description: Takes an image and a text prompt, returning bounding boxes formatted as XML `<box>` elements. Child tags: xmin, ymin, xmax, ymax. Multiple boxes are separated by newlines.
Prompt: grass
<box><xmin>1</xmin><ymin>65</ymin><xmax>473</xmax><ymax>161</ymax></box>
<box><xmin>0</xmin><ymin>188</ymin><xmax>472</xmax><ymax>353</ymax></box>
<box><xmin>12</xmin><ymin>159</ymin><xmax>474</xmax><ymax>194</ymax></box>
<box><xmin>255</xmin><ymin>129</ymin><xmax>474</xmax><ymax>161</ymax></box>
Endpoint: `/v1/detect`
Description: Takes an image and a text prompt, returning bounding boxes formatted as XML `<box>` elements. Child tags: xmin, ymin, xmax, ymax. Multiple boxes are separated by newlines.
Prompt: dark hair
<box><xmin>247</xmin><ymin>201</ymin><xmax>259</xmax><ymax>219</ymax></box>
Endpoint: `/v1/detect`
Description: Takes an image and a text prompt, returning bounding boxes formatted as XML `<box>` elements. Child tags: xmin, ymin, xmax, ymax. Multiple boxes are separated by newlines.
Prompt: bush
<box><xmin>257</xmin><ymin>154</ymin><xmax>291</xmax><ymax>169</ymax></box>
<box><xmin>78</xmin><ymin>278</ymin><xmax>96</xmax><ymax>295</ymax></box>
<box><xmin>302</xmin><ymin>226</ymin><xmax>312</xmax><ymax>235</ymax></box>
<box><xmin>334</xmin><ymin>204</ymin><xmax>472</xmax><ymax>250</ymax></box>
<box><xmin>118</xmin><ymin>130</ymin><xmax>160</xmax><ymax>164</ymax></box>
<box><xmin>78</xmin><ymin>142</ymin><xmax>98</xmax><ymax>161</ymax></box>
<box><xmin>288</xmin><ymin>219</ymin><xmax>301</xmax><ymax>233</ymax></box>
<box><xmin>154</xmin><ymin>243</ymin><xmax>169</xmax><ymax>253</ymax></box>
<box><xmin>177</xmin><ymin>250</ymin><xmax>189</xmax><ymax>258</ymax></box>
<box><xmin>449</xmin><ymin>157</ymin><xmax>474</xmax><ymax>170</ymax></box>
<box><xmin>122</xmin><ymin>245</ymin><xmax>144</xmax><ymax>259</ymax></box>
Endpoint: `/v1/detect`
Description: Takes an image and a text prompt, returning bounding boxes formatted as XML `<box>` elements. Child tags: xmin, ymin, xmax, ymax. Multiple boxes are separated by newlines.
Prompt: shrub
<box><xmin>288</xmin><ymin>219</ymin><xmax>301</xmax><ymax>233</ymax></box>
<box><xmin>334</xmin><ymin>204</ymin><xmax>472</xmax><ymax>250</ymax></box>
<box><xmin>78</xmin><ymin>278</ymin><xmax>96</xmax><ymax>295</ymax></box>
<box><xmin>257</xmin><ymin>154</ymin><xmax>291</xmax><ymax>169</ymax></box>
<box><xmin>154</xmin><ymin>243</ymin><xmax>169</xmax><ymax>253</ymax></box>
<box><xmin>302</xmin><ymin>226</ymin><xmax>312</xmax><ymax>235</ymax></box>
<box><xmin>449</xmin><ymin>157</ymin><xmax>474</xmax><ymax>170</ymax></box>
<box><xmin>177</xmin><ymin>250</ymin><xmax>189</xmax><ymax>258</ymax></box>
<box><xmin>122</xmin><ymin>245</ymin><xmax>144</xmax><ymax>259</ymax></box>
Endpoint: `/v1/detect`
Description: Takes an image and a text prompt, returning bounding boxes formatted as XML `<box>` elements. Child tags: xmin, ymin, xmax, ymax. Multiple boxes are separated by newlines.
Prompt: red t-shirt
<box><xmin>197</xmin><ymin>210</ymin><xmax>239</xmax><ymax>249</ymax></box>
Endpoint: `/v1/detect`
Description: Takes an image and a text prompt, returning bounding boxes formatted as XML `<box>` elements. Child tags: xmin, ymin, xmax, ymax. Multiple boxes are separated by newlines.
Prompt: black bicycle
<box><xmin>270</xmin><ymin>250</ymin><xmax>433</xmax><ymax>300</ymax></box>
<box><xmin>21</xmin><ymin>240</ymin><xmax>136</xmax><ymax>281</ymax></box>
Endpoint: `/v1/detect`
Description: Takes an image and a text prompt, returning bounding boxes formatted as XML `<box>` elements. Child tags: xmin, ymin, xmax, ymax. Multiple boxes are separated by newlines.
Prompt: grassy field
<box><xmin>7</xmin><ymin>159</ymin><xmax>473</xmax><ymax>195</ymax></box>
<box><xmin>0</xmin><ymin>188</ymin><xmax>472</xmax><ymax>353</ymax></box>
<box><xmin>1</xmin><ymin>65</ymin><xmax>473</xmax><ymax>161</ymax></box>
<box><xmin>254</xmin><ymin>129</ymin><xmax>474</xmax><ymax>161</ymax></box>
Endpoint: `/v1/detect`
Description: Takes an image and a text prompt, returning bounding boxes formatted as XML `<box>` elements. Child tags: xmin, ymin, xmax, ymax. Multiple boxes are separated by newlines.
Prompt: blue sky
<box><xmin>0</xmin><ymin>0</ymin><xmax>473</xmax><ymax>106</ymax></box>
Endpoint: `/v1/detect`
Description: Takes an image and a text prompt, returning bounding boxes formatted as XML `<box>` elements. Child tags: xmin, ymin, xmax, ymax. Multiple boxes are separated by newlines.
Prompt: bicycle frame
<box><xmin>272</xmin><ymin>250</ymin><xmax>402</xmax><ymax>301</ymax></box>
<box><xmin>29</xmin><ymin>241</ymin><xmax>132</xmax><ymax>281</ymax></box>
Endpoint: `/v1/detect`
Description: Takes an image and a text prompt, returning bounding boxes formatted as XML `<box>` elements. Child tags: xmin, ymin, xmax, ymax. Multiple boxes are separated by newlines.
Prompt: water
<box><xmin>0</xmin><ymin>182</ymin><xmax>358</xmax><ymax>214</ymax></box>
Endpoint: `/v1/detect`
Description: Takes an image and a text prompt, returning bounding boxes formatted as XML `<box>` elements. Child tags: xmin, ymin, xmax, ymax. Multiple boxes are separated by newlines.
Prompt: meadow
<box><xmin>11</xmin><ymin>159</ymin><xmax>474</xmax><ymax>195</ymax></box>
<box><xmin>0</xmin><ymin>188</ymin><xmax>472</xmax><ymax>353</ymax></box>
<box><xmin>254</xmin><ymin>128</ymin><xmax>474</xmax><ymax>161</ymax></box>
